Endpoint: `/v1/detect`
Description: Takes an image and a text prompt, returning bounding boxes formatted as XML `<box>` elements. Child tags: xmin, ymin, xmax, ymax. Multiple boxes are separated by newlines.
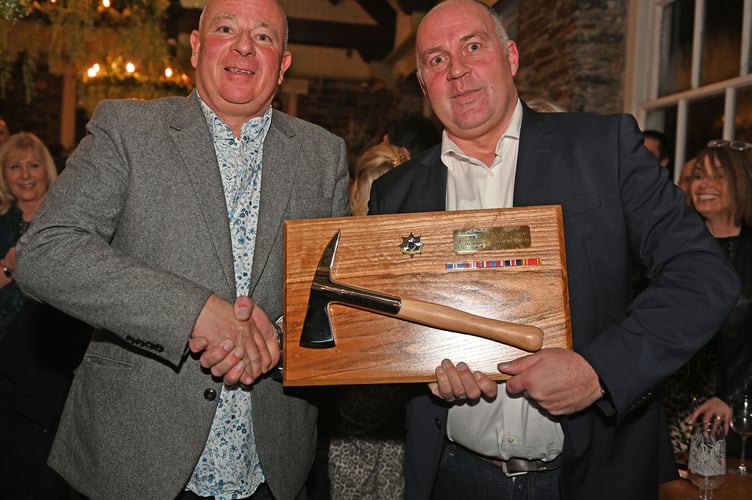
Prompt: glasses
<box><xmin>707</xmin><ymin>139</ymin><xmax>752</xmax><ymax>151</ymax></box>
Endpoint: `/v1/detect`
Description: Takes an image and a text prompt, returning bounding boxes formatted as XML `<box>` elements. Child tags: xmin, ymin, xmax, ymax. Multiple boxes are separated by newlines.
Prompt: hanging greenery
<box><xmin>79</xmin><ymin>54</ymin><xmax>192</xmax><ymax>115</ymax></box>
<box><xmin>0</xmin><ymin>0</ymin><xmax>33</xmax><ymax>22</ymax></box>
<box><xmin>0</xmin><ymin>0</ymin><xmax>192</xmax><ymax>114</ymax></box>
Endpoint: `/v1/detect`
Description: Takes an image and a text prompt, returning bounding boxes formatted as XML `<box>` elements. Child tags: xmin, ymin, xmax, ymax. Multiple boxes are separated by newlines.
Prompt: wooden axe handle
<box><xmin>397</xmin><ymin>298</ymin><xmax>544</xmax><ymax>352</ymax></box>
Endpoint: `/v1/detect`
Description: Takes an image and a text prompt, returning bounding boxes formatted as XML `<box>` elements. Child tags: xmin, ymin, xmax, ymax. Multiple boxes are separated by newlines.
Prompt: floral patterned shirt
<box><xmin>186</xmin><ymin>97</ymin><xmax>271</xmax><ymax>499</ymax></box>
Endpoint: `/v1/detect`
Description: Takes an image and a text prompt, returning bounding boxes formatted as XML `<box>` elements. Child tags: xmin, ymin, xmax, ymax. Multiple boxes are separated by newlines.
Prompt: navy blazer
<box><xmin>369</xmin><ymin>103</ymin><xmax>740</xmax><ymax>500</ymax></box>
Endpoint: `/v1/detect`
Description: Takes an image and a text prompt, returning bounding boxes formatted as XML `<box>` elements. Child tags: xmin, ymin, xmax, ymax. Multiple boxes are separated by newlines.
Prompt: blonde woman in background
<box><xmin>349</xmin><ymin>143</ymin><xmax>406</xmax><ymax>216</ymax></box>
<box><xmin>0</xmin><ymin>131</ymin><xmax>87</xmax><ymax>500</ymax></box>
<box><xmin>0</xmin><ymin>132</ymin><xmax>57</xmax><ymax>341</ymax></box>
<box><xmin>326</xmin><ymin>142</ymin><xmax>408</xmax><ymax>499</ymax></box>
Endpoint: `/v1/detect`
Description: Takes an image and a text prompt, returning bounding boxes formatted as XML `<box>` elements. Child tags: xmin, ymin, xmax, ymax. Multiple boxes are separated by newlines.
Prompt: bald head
<box><xmin>413</xmin><ymin>0</ymin><xmax>519</xmax><ymax>155</ymax></box>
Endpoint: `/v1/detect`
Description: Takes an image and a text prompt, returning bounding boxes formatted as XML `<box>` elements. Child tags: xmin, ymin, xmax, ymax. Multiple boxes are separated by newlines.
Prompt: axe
<box><xmin>299</xmin><ymin>231</ymin><xmax>544</xmax><ymax>352</ymax></box>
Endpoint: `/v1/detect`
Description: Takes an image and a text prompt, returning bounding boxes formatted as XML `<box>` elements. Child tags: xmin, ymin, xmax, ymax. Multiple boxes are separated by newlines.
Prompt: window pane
<box><xmin>686</xmin><ymin>95</ymin><xmax>725</xmax><ymax>159</ymax></box>
<box><xmin>659</xmin><ymin>0</ymin><xmax>694</xmax><ymax>96</ymax></box>
<box><xmin>701</xmin><ymin>0</ymin><xmax>743</xmax><ymax>86</ymax></box>
<box><xmin>646</xmin><ymin>107</ymin><xmax>677</xmax><ymax>145</ymax></box>
<box><xmin>736</xmin><ymin>87</ymin><xmax>752</xmax><ymax>143</ymax></box>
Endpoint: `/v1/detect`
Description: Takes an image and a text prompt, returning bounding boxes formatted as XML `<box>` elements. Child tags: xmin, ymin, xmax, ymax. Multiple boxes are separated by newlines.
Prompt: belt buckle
<box><xmin>501</xmin><ymin>460</ymin><xmax>529</xmax><ymax>477</ymax></box>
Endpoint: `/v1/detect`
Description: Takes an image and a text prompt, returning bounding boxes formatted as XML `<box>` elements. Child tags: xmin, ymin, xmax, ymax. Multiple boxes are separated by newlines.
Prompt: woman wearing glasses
<box><xmin>688</xmin><ymin>140</ymin><xmax>752</xmax><ymax>458</ymax></box>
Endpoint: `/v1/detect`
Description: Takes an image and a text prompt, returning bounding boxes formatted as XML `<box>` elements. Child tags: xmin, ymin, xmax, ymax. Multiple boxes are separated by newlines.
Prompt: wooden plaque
<box><xmin>282</xmin><ymin>206</ymin><xmax>571</xmax><ymax>386</ymax></box>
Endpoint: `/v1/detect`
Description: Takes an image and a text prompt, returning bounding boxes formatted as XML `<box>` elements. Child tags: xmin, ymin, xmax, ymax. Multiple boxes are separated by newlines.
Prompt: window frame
<box><xmin>625</xmin><ymin>0</ymin><xmax>752</xmax><ymax>182</ymax></box>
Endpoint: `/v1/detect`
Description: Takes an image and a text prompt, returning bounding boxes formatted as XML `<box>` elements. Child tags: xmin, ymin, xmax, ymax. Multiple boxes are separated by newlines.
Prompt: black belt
<box><xmin>450</xmin><ymin>442</ymin><xmax>562</xmax><ymax>474</ymax></box>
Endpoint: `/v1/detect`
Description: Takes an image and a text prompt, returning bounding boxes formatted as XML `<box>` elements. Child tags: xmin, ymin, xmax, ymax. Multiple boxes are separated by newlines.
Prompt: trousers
<box><xmin>431</xmin><ymin>442</ymin><xmax>562</xmax><ymax>500</ymax></box>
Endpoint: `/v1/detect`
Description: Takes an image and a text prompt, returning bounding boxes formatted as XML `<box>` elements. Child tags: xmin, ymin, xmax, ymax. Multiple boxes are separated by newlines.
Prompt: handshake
<box><xmin>188</xmin><ymin>294</ymin><xmax>281</xmax><ymax>386</ymax></box>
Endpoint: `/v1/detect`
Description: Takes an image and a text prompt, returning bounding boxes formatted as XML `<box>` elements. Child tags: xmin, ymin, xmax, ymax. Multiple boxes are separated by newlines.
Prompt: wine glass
<box><xmin>687</xmin><ymin>420</ymin><xmax>725</xmax><ymax>500</ymax></box>
<box><xmin>730</xmin><ymin>391</ymin><xmax>752</xmax><ymax>475</ymax></box>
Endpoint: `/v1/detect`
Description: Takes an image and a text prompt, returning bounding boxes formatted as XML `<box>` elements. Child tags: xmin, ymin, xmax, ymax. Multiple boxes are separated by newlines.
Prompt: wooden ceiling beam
<box><xmin>168</xmin><ymin>4</ymin><xmax>397</xmax><ymax>62</ymax></box>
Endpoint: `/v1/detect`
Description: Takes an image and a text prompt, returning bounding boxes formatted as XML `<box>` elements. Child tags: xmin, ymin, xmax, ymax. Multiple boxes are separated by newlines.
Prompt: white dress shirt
<box><xmin>444</xmin><ymin>100</ymin><xmax>564</xmax><ymax>462</ymax></box>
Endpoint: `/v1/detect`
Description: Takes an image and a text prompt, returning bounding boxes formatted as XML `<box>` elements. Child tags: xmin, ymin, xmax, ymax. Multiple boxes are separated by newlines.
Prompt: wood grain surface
<box><xmin>283</xmin><ymin>206</ymin><xmax>572</xmax><ymax>386</ymax></box>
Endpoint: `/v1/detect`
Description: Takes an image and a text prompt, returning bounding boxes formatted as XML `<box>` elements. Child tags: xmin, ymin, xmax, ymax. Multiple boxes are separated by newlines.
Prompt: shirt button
<box><xmin>203</xmin><ymin>388</ymin><xmax>217</xmax><ymax>401</ymax></box>
<box><xmin>507</xmin><ymin>437</ymin><xmax>516</xmax><ymax>443</ymax></box>
<box><xmin>488</xmin><ymin>171</ymin><xmax>495</xmax><ymax>177</ymax></box>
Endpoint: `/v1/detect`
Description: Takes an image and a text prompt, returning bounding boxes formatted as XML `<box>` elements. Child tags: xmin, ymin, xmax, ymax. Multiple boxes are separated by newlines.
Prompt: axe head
<box><xmin>299</xmin><ymin>231</ymin><xmax>342</xmax><ymax>348</ymax></box>
<box><xmin>299</xmin><ymin>230</ymin><xmax>400</xmax><ymax>348</ymax></box>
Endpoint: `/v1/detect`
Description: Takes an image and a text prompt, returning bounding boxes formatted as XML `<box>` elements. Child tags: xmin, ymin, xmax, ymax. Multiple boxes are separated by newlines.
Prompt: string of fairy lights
<box><xmin>0</xmin><ymin>0</ymin><xmax>192</xmax><ymax>113</ymax></box>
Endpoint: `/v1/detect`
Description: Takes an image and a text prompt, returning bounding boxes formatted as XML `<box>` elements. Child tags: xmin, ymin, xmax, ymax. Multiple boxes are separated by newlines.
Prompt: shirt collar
<box><xmin>441</xmin><ymin>98</ymin><xmax>523</xmax><ymax>161</ymax></box>
<box><xmin>197</xmin><ymin>92</ymin><xmax>272</xmax><ymax>143</ymax></box>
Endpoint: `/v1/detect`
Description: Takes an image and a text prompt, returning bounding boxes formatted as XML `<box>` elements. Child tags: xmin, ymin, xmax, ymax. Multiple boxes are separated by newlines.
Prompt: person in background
<box><xmin>383</xmin><ymin>113</ymin><xmax>440</xmax><ymax>160</ymax></box>
<box><xmin>322</xmin><ymin>142</ymin><xmax>409</xmax><ymax>500</ymax></box>
<box><xmin>0</xmin><ymin>131</ymin><xmax>87</xmax><ymax>500</ymax></box>
<box><xmin>525</xmin><ymin>98</ymin><xmax>566</xmax><ymax>113</ymax></box>
<box><xmin>14</xmin><ymin>0</ymin><xmax>350</xmax><ymax>499</ymax></box>
<box><xmin>0</xmin><ymin>131</ymin><xmax>57</xmax><ymax>343</ymax></box>
<box><xmin>0</xmin><ymin>117</ymin><xmax>10</xmax><ymax>145</ymax></box>
<box><xmin>368</xmin><ymin>1</ymin><xmax>739</xmax><ymax>499</ymax></box>
<box><xmin>349</xmin><ymin>143</ymin><xmax>406</xmax><ymax>216</ymax></box>
<box><xmin>687</xmin><ymin>140</ymin><xmax>752</xmax><ymax>460</ymax></box>
<box><xmin>643</xmin><ymin>128</ymin><xmax>672</xmax><ymax>169</ymax></box>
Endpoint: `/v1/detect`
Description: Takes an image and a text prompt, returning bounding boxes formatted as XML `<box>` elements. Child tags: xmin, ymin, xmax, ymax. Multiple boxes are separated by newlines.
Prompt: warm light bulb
<box><xmin>87</xmin><ymin>64</ymin><xmax>101</xmax><ymax>78</ymax></box>
<box><xmin>125</xmin><ymin>62</ymin><xmax>136</xmax><ymax>73</ymax></box>
<box><xmin>164</xmin><ymin>67</ymin><xmax>173</xmax><ymax>78</ymax></box>
<box><xmin>102</xmin><ymin>0</ymin><xmax>111</xmax><ymax>8</ymax></box>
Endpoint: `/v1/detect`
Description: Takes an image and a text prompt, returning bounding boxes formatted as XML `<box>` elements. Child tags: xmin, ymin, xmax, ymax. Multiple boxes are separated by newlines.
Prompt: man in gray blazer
<box><xmin>15</xmin><ymin>0</ymin><xmax>349</xmax><ymax>499</ymax></box>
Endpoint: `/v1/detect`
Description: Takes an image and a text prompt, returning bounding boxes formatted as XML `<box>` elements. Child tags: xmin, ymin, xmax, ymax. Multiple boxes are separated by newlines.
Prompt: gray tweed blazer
<box><xmin>15</xmin><ymin>91</ymin><xmax>350</xmax><ymax>499</ymax></box>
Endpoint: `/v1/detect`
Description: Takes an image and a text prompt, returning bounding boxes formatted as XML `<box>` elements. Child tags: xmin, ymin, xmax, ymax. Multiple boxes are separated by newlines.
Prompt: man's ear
<box><xmin>507</xmin><ymin>40</ymin><xmax>520</xmax><ymax>76</ymax></box>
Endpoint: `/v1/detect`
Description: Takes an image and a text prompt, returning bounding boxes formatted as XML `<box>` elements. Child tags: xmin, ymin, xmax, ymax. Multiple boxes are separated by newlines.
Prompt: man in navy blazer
<box><xmin>368</xmin><ymin>1</ymin><xmax>739</xmax><ymax>499</ymax></box>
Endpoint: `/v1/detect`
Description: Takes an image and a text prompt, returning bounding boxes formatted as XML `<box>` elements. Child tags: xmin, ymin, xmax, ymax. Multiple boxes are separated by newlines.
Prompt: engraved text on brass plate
<box><xmin>453</xmin><ymin>226</ymin><xmax>532</xmax><ymax>252</ymax></box>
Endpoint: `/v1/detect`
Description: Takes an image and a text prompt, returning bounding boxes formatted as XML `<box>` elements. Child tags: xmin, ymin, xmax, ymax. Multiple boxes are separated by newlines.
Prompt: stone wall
<box><xmin>294</xmin><ymin>73</ymin><xmax>427</xmax><ymax>172</ymax></box>
<box><xmin>516</xmin><ymin>0</ymin><xmax>626</xmax><ymax>114</ymax></box>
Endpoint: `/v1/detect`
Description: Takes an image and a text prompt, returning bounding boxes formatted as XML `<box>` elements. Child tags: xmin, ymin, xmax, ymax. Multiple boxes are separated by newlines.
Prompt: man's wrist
<box><xmin>269</xmin><ymin>316</ymin><xmax>284</xmax><ymax>382</ymax></box>
<box><xmin>273</xmin><ymin>315</ymin><xmax>283</xmax><ymax>337</ymax></box>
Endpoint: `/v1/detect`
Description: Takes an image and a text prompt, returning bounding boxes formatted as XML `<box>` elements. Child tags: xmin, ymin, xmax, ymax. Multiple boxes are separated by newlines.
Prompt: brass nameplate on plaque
<box><xmin>453</xmin><ymin>226</ymin><xmax>531</xmax><ymax>253</ymax></box>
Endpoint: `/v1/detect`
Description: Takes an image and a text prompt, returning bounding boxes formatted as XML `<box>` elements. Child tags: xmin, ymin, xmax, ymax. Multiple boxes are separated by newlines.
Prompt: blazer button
<box><xmin>203</xmin><ymin>388</ymin><xmax>217</xmax><ymax>401</ymax></box>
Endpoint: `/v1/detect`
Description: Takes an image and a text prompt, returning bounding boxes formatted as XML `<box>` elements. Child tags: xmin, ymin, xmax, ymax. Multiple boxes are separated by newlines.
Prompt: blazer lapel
<box><xmin>396</xmin><ymin>144</ymin><xmax>447</xmax><ymax>213</ymax></box>
<box><xmin>168</xmin><ymin>91</ymin><xmax>236</xmax><ymax>295</ymax></box>
<box><xmin>421</xmin><ymin>147</ymin><xmax>448</xmax><ymax>211</ymax></box>
<box><xmin>249</xmin><ymin>110</ymin><xmax>299</xmax><ymax>296</ymax></box>
<box><xmin>514</xmin><ymin>104</ymin><xmax>560</xmax><ymax>208</ymax></box>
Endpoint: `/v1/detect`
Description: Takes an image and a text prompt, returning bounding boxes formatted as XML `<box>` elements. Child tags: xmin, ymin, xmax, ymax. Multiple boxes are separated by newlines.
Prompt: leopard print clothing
<box><xmin>328</xmin><ymin>438</ymin><xmax>405</xmax><ymax>500</ymax></box>
<box><xmin>659</xmin><ymin>345</ymin><xmax>717</xmax><ymax>460</ymax></box>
